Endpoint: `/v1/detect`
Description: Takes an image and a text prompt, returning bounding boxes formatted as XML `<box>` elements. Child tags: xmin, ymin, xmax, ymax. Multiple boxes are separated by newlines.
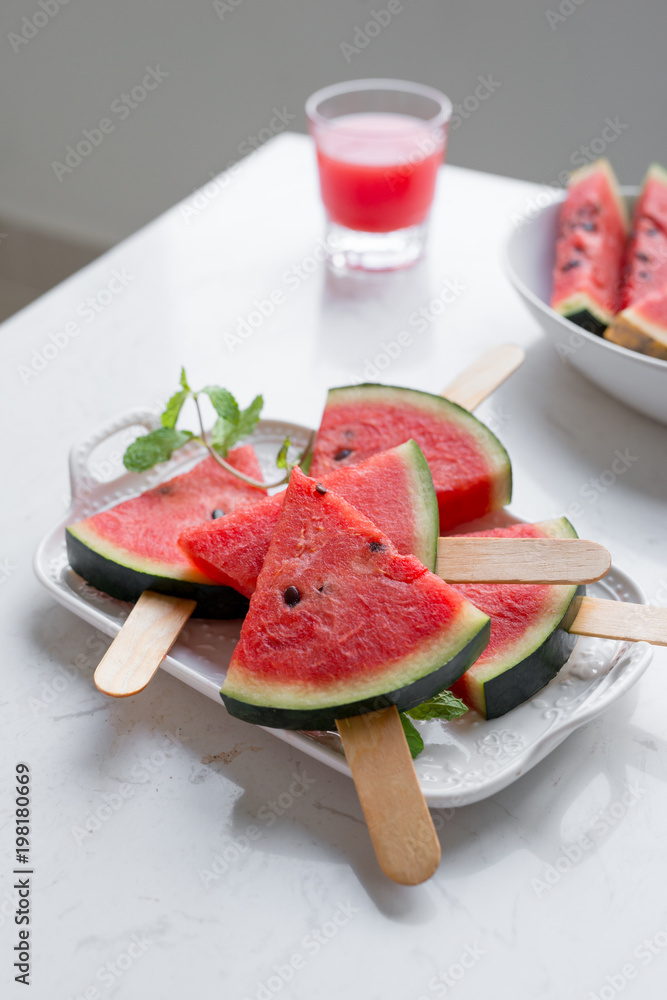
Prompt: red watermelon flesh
<box><xmin>449</xmin><ymin>517</ymin><xmax>580</xmax><ymax>718</ymax></box>
<box><xmin>621</xmin><ymin>164</ymin><xmax>667</xmax><ymax>308</ymax></box>
<box><xmin>221</xmin><ymin>468</ymin><xmax>490</xmax><ymax>731</ymax></box>
<box><xmin>605</xmin><ymin>284</ymin><xmax>667</xmax><ymax>360</ymax></box>
<box><xmin>551</xmin><ymin>159</ymin><xmax>627</xmax><ymax>333</ymax></box>
<box><xmin>68</xmin><ymin>445</ymin><xmax>265</xmax><ymax>583</ymax></box>
<box><xmin>309</xmin><ymin>384</ymin><xmax>511</xmax><ymax>531</ymax></box>
<box><xmin>178</xmin><ymin>440</ymin><xmax>438</xmax><ymax>597</ymax></box>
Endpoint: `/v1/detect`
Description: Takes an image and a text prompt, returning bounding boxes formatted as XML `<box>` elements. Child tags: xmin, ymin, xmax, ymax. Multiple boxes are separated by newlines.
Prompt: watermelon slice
<box><xmin>178</xmin><ymin>440</ymin><xmax>438</xmax><ymax>598</ymax></box>
<box><xmin>449</xmin><ymin>517</ymin><xmax>584</xmax><ymax>719</ymax></box>
<box><xmin>620</xmin><ymin>163</ymin><xmax>667</xmax><ymax>308</ymax></box>
<box><xmin>66</xmin><ymin>446</ymin><xmax>266</xmax><ymax>618</ymax></box>
<box><xmin>309</xmin><ymin>384</ymin><xmax>511</xmax><ymax>531</ymax></box>
<box><xmin>221</xmin><ymin>468</ymin><xmax>490</xmax><ymax>730</ymax></box>
<box><xmin>605</xmin><ymin>285</ymin><xmax>667</xmax><ymax>360</ymax></box>
<box><xmin>551</xmin><ymin>159</ymin><xmax>627</xmax><ymax>334</ymax></box>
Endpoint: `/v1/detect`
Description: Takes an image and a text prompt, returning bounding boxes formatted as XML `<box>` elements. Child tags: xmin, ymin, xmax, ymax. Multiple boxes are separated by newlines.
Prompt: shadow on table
<box><xmin>508</xmin><ymin>336</ymin><xmax>667</xmax><ymax>511</ymax></box>
<box><xmin>29</xmin><ymin>601</ymin><xmax>664</xmax><ymax>925</ymax></box>
<box><xmin>315</xmin><ymin>258</ymin><xmax>438</xmax><ymax>382</ymax></box>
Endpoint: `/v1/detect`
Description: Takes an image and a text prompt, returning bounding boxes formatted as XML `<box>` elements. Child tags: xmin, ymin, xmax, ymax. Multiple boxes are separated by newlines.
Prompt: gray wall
<box><xmin>1</xmin><ymin>0</ymin><xmax>665</xmax><ymax>247</ymax></box>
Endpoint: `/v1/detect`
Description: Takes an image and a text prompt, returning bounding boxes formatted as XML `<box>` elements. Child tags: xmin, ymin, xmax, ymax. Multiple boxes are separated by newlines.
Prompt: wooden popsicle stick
<box><xmin>336</xmin><ymin>706</ymin><xmax>441</xmax><ymax>885</ymax></box>
<box><xmin>567</xmin><ymin>597</ymin><xmax>667</xmax><ymax>646</ymax></box>
<box><xmin>436</xmin><ymin>536</ymin><xmax>611</xmax><ymax>584</ymax></box>
<box><xmin>442</xmin><ymin>344</ymin><xmax>525</xmax><ymax>410</ymax></box>
<box><xmin>94</xmin><ymin>591</ymin><xmax>197</xmax><ymax>696</ymax></box>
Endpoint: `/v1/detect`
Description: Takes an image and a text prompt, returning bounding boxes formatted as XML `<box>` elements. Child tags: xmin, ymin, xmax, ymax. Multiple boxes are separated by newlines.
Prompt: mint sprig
<box><xmin>124</xmin><ymin>427</ymin><xmax>194</xmax><ymax>473</ymax></box>
<box><xmin>399</xmin><ymin>690</ymin><xmax>469</xmax><ymax>759</ymax></box>
<box><xmin>123</xmin><ymin>369</ymin><xmax>313</xmax><ymax>488</ymax></box>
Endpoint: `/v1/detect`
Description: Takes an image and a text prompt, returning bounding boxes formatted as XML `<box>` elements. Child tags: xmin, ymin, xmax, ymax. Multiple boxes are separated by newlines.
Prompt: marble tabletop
<box><xmin>3</xmin><ymin>133</ymin><xmax>667</xmax><ymax>1000</ymax></box>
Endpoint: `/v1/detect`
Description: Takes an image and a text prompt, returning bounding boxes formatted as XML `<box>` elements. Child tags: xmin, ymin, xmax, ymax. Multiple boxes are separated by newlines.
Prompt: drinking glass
<box><xmin>306</xmin><ymin>79</ymin><xmax>452</xmax><ymax>271</ymax></box>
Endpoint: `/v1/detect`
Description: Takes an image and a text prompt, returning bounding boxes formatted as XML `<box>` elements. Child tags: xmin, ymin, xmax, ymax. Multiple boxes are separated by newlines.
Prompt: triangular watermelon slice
<box><xmin>221</xmin><ymin>468</ymin><xmax>490</xmax><ymax>731</ymax></box>
<box><xmin>178</xmin><ymin>440</ymin><xmax>438</xmax><ymax>598</ymax></box>
<box><xmin>550</xmin><ymin>159</ymin><xmax>627</xmax><ymax>334</ymax></box>
<box><xmin>308</xmin><ymin>384</ymin><xmax>511</xmax><ymax>531</ymax></box>
<box><xmin>620</xmin><ymin>163</ymin><xmax>667</xmax><ymax>309</ymax></box>
<box><xmin>66</xmin><ymin>445</ymin><xmax>266</xmax><ymax>618</ymax></box>
<box><xmin>450</xmin><ymin>517</ymin><xmax>584</xmax><ymax>719</ymax></box>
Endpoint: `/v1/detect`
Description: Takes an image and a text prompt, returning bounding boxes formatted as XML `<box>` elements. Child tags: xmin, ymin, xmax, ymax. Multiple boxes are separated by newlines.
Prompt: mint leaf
<box><xmin>235</xmin><ymin>394</ymin><xmax>263</xmax><ymax>440</ymax></box>
<box><xmin>161</xmin><ymin>388</ymin><xmax>189</xmax><ymax>429</ymax></box>
<box><xmin>210</xmin><ymin>415</ymin><xmax>235</xmax><ymax>454</ymax></box>
<box><xmin>406</xmin><ymin>690</ymin><xmax>469</xmax><ymax>722</ymax></box>
<box><xmin>299</xmin><ymin>448</ymin><xmax>314</xmax><ymax>476</ymax></box>
<box><xmin>123</xmin><ymin>427</ymin><xmax>193</xmax><ymax>472</ymax></box>
<box><xmin>203</xmin><ymin>386</ymin><xmax>239</xmax><ymax>424</ymax></box>
<box><xmin>207</xmin><ymin>392</ymin><xmax>263</xmax><ymax>457</ymax></box>
<box><xmin>276</xmin><ymin>436</ymin><xmax>290</xmax><ymax>470</ymax></box>
<box><xmin>179</xmin><ymin>367</ymin><xmax>191</xmax><ymax>392</ymax></box>
<box><xmin>399</xmin><ymin>714</ymin><xmax>424</xmax><ymax>759</ymax></box>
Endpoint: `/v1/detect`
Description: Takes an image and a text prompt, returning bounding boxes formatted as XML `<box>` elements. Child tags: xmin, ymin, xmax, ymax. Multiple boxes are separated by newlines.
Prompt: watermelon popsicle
<box><xmin>222</xmin><ymin>468</ymin><xmax>491</xmax><ymax>885</ymax></box>
<box><xmin>66</xmin><ymin>444</ymin><xmax>267</xmax><ymax>618</ymax></box>
<box><xmin>221</xmin><ymin>468</ymin><xmax>491</xmax><ymax>729</ymax></box>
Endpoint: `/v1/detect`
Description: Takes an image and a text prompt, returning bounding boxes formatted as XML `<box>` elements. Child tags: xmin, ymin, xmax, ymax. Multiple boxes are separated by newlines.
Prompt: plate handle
<box><xmin>68</xmin><ymin>408</ymin><xmax>160</xmax><ymax>501</ymax></box>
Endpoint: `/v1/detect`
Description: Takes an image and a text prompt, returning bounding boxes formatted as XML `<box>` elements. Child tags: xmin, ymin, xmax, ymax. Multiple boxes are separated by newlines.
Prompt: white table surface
<box><xmin>3</xmin><ymin>133</ymin><xmax>667</xmax><ymax>1000</ymax></box>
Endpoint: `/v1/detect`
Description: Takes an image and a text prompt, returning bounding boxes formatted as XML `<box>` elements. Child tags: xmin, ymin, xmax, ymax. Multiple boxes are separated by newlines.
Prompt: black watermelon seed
<box><xmin>581</xmin><ymin>222</ymin><xmax>596</xmax><ymax>232</ymax></box>
<box><xmin>284</xmin><ymin>586</ymin><xmax>301</xmax><ymax>607</ymax></box>
<box><xmin>156</xmin><ymin>486</ymin><xmax>172</xmax><ymax>495</ymax></box>
<box><xmin>638</xmin><ymin>271</ymin><xmax>651</xmax><ymax>280</ymax></box>
<box><xmin>315</xmin><ymin>483</ymin><xmax>327</xmax><ymax>495</ymax></box>
<box><xmin>635</xmin><ymin>252</ymin><xmax>650</xmax><ymax>263</ymax></box>
<box><xmin>646</xmin><ymin>227</ymin><xmax>658</xmax><ymax>236</ymax></box>
<box><xmin>334</xmin><ymin>448</ymin><xmax>352</xmax><ymax>461</ymax></box>
<box><xmin>369</xmin><ymin>541</ymin><xmax>386</xmax><ymax>552</ymax></box>
<box><xmin>562</xmin><ymin>260</ymin><xmax>581</xmax><ymax>271</ymax></box>
<box><xmin>211</xmin><ymin>509</ymin><xmax>225</xmax><ymax>519</ymax></box>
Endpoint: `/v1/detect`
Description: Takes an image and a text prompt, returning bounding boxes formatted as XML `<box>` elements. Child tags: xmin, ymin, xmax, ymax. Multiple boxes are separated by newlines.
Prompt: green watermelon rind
<box><xmin>67</xmin><ymin>520</ymin><xmax>213</xmax><ymax>583</ymax></box>
<box><xmin>221</xmin><ymin>606</ymin><xmax>491</xmax><ymax>731</ymax></box>
<box><xmin>605</xmin><ymin>294</ymin><xmax>667</xmax><ymax>359</ymax></box>
<box><xmin>553</xmin><ymin>294</ymin><xmax>614</xmax><ymax>334</ymax></box>
<box><xmin>399</xmin><ymin>439</ymin><xmax>439</xmax><ymax>572</ymax></box>
<box><xmin>322</xmin><ymin>383</ymin><xmax>512</xmax><ymax>511</ymax></box>
<box><xmin>455</xmin><ymin>516</ymin><xmax>585</xmax><ymax>720</ymax></box>
<box><xmin>66</xmin><ymin>528</ymin><xmax>249</xmax><ymax>619</ymax></box>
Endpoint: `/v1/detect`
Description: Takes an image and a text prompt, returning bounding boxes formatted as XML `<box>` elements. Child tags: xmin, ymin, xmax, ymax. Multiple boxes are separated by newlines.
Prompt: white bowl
<box><xmin>504</xmin><ymin>185</ymin><xmax>667</xmax><ymax>425</ymax></box>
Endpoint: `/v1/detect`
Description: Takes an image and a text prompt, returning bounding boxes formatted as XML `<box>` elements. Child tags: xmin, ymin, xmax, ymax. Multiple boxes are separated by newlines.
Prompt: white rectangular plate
<box><xmin>34</xmin><ymin>412</ymin><xmax>653</xmax><ymax>807</ymax></box>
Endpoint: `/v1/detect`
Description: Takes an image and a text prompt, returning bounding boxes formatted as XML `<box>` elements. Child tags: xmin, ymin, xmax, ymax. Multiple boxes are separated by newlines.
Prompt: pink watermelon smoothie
<box><xmin>315</xmin><ymin>112</ymin><xmax>444</xmax><ymax>233</ymax></box>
